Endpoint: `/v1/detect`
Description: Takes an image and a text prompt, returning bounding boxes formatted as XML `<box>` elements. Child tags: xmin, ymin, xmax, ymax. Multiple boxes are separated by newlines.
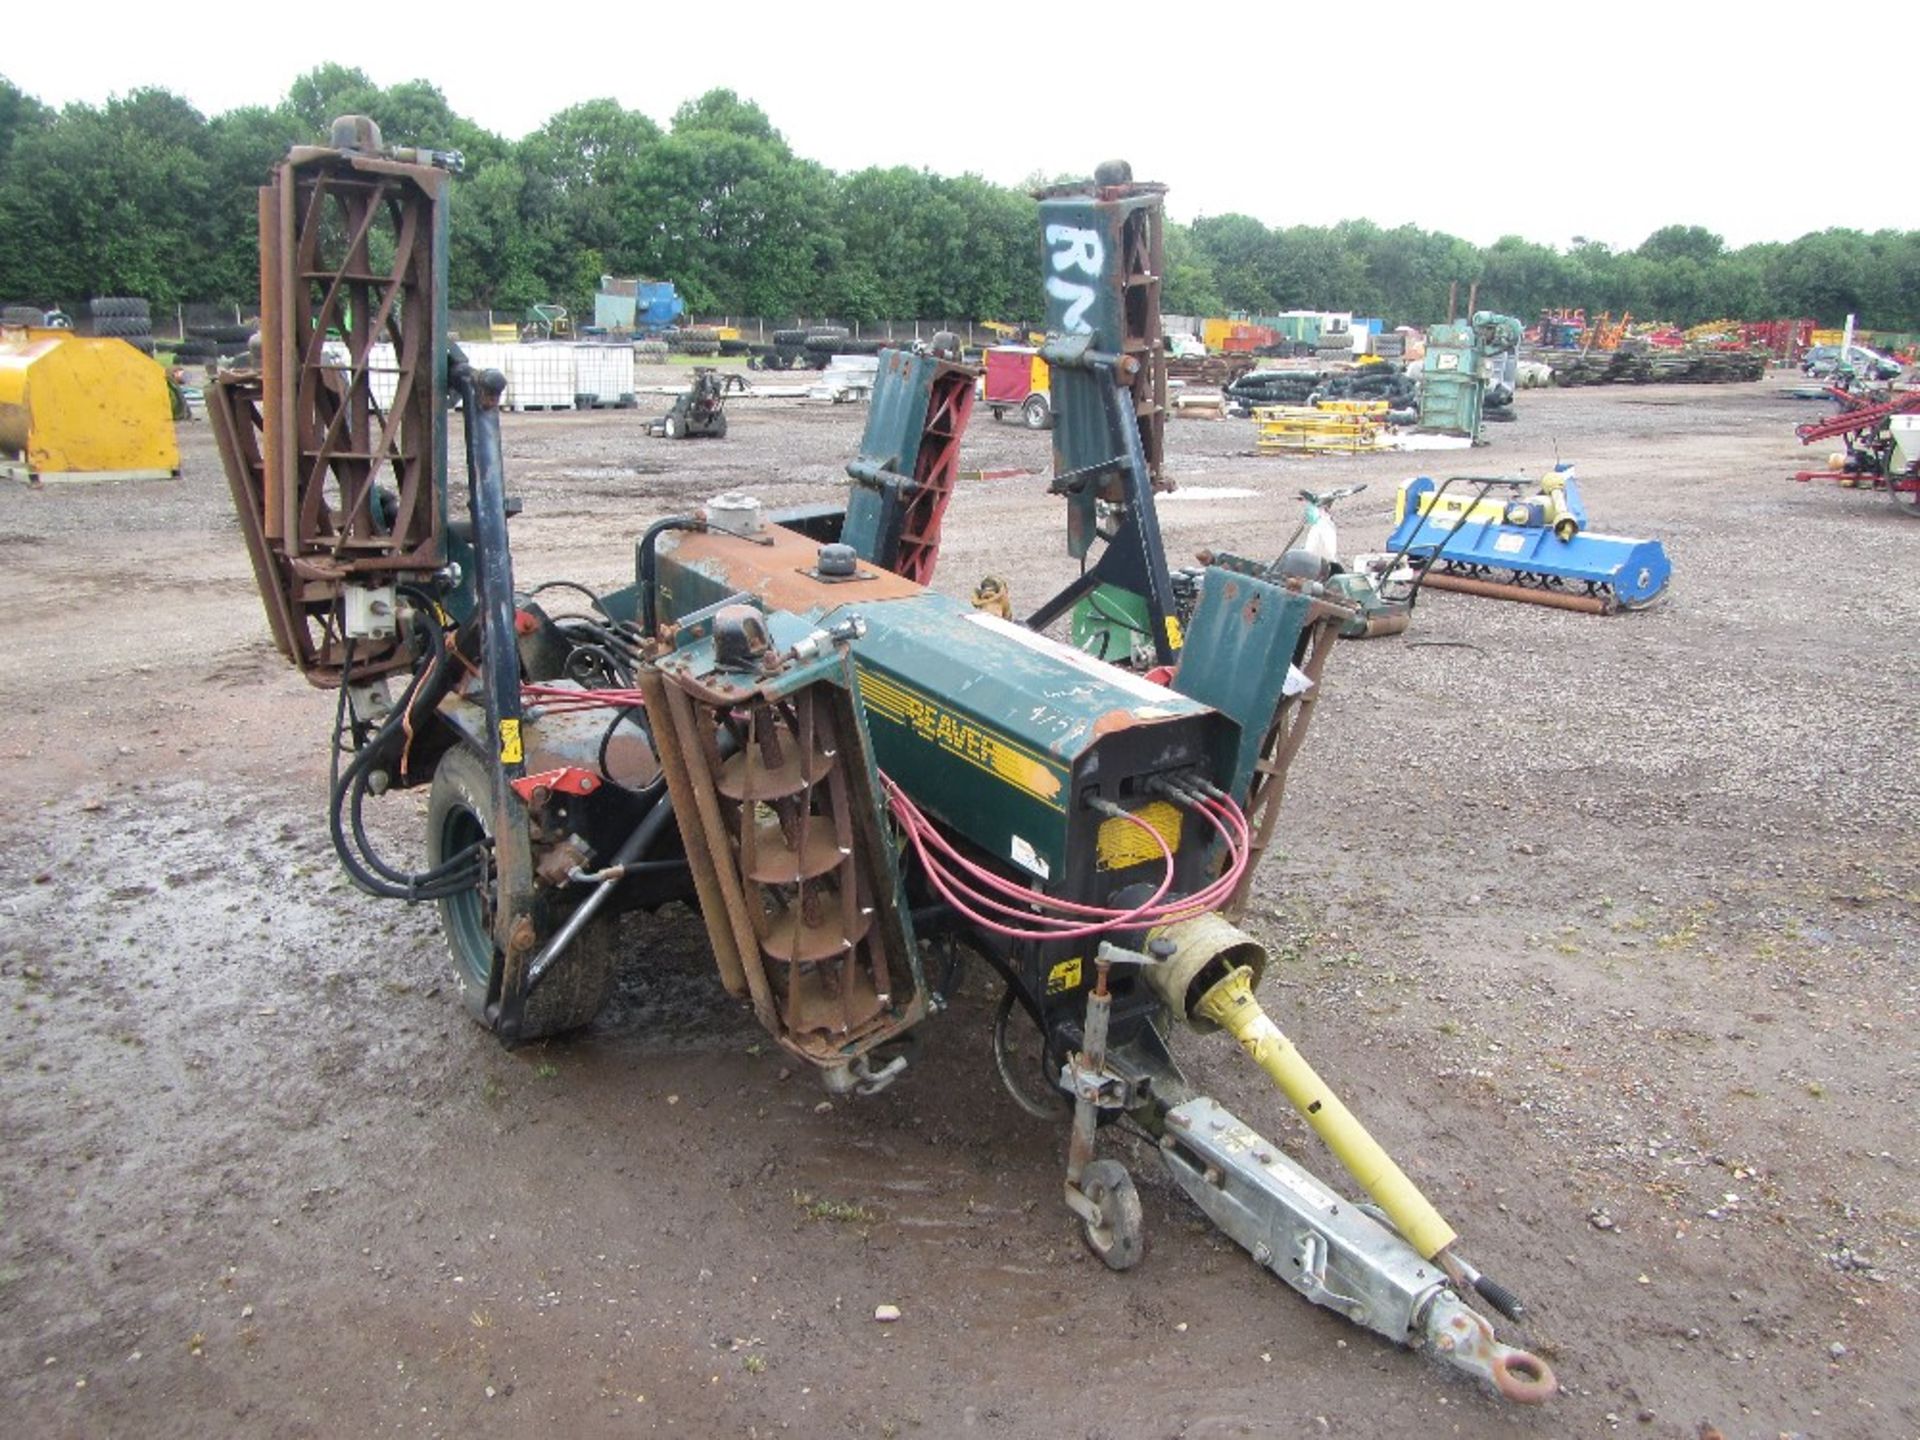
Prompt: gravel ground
<box><xmin>0</xmin><ymin>367</ymin><xmax>1914</xmax><ymax>1439</ymax></box>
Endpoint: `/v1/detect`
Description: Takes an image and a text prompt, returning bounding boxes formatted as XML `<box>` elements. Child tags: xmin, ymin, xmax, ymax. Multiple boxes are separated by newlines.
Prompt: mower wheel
<box><xmin>664</xmin><ymin>413</ymin><xmax>682</xmax><ymax>438</ymax></box>
<box><xmin>426</xmin><ymin>745</ymin><xmax>618</xmax><ymax>1039</ymax></box>
<box><xmin>712</xmin><ymin>410</ymin><xmax>727</xmax><ymax>438</ymax></box>
<box><xmin>1078</xmin><ymin>1159</ymin><xmax>1145</xmax><ymax>1271</ymax></box>
<box><xmin>1021</xmin><ymin>393</ymin><xmax>1052</xmax><ymax>431</ymax></box>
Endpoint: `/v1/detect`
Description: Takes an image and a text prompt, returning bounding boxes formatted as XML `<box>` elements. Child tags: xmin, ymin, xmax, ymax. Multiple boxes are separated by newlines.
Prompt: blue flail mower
<box><xmin>1383</xmin><ymin>466</ymin><xmax>1671</xmax><ymax>613</ymax></box>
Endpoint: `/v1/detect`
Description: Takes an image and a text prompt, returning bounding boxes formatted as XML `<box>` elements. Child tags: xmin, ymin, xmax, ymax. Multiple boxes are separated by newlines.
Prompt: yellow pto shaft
<box><xmin>1193</xmin><ymin>965</ymin><xmax>1458</xmax><ymax>1260</ymax></box>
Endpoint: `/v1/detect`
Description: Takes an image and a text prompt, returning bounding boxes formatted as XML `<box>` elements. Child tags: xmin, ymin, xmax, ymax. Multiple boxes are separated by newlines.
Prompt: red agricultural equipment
<box><xmin>1742</xmin><ymin>319</ymin><xmax>1814</xmax><ymax>363</ymax></box>
<box><xmin>1792</xmin><ymin>385</ymin><xmax>1920</xmax><ymax>516</ymax></box>
<box><xmin>1531</xmin><ymin>308</ymin><xmax>1586</xmax><ymax>348</ymax></box>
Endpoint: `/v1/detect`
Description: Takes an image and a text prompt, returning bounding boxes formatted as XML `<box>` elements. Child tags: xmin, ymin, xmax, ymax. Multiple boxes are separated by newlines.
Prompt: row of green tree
<box><xmin>4</xmin><ymin>68</ymin><xmax>1917</xmax><ymax>331</ymax></box>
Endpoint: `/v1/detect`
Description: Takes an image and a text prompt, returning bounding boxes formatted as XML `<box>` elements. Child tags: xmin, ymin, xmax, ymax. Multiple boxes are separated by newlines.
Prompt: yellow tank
<box><xmin>0</xmin><ymin>329</ymin><xmax>180</xmax><ymax>482</ymax></box>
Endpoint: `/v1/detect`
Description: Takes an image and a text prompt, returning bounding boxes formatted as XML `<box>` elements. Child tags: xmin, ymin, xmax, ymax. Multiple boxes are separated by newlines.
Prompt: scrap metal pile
<box><xmin>1530</xmin><ymin>339</ymin><xmax>1769</xmax><ymax>385</ymax></box>
<box><xmin>209</xmin><ymin>120</ymin><xmax>1563</xmax><ymax>1407</ymax></box>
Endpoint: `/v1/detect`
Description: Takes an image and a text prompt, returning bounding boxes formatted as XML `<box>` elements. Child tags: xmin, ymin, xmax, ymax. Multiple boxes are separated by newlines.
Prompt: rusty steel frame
<box><xmin>208</xmin><ymin>370</ymin><xmax>408</xmax><ymax>682</ymax></box>
<box><xmin>225</xmin><ymin>140</ymin><xmax>453</xmax><ymax>686</ymax></box>
<box><xmin>888</xmin><ymin>361</ymin><xmax>976</xmax><ymax>586</ymax></box>
<box><xmin>1225</xmin><ymin>603</ymin><xmax>1349</xmax><ymax>917</ymax></box>
<box><xmin>264</xmin><ymin>146</ymin><xmax>445</xmax><ymax>568</ymax></box>
<box><xmin>1111</xmin><ymin>189</ymin><xmax>1168</xmax><ymax>491</ymax></box>
<box><xmin>640</xmin><ymin>654</ymin><xmax>926</xmax><ymax>1067</ymax></box>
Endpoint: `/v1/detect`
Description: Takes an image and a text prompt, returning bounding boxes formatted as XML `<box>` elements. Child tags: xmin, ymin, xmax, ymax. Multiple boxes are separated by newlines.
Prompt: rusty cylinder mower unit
<box><xmin>210</xmin><ymin>126</ymin><xmax>1556</xmax><ymax>1406</ymax></box>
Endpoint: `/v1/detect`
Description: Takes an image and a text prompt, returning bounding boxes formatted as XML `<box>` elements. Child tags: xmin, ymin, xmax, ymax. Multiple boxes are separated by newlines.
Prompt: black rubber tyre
<box><xmin>806</xmin><ymin>325</ymin><xmax>849</xmax><ymax>341</ymax></box>
<box><xmin>635</xmin><ymin>340</ymin><xmax>669</xmax><ymax>361</ymax></box>
<box><xmin>93</xmin><ymin>315</ymin><xmax>152</xmax><ymax>338</ymax></box>
<box><xmin>1079</xmin><ymin>1159</ymin><xmax>1145</xmax><ymax>1271</ymax></box>
<box><xmin>2</xmin><ymin>304</ymin><xmax>44</xmax><ymax>325</ymax></box>
<box><xmin>187</xmin><ymin>323</ymin><xmax>252</xmax><ymax>343</ymax></box>
<box><xmin>426</xmin><ymin>745</ymin><xmax>618</xmax><ymax>1039</ymax></box>
<box><xmin>712</xmin><ymin>410</ymin><xmax>728</xmax><ymax>438</ymax></box>
<box><xmin>90</xmin><ymin>296</ymin><xmax>150</xmax><ymax>320</ymax></box>
<box><xmin>663</xmin><ymin>331</ymin><xmax>686</xmax><ymax>351</ymax></box>
<box><xmin>124</xmin><ymin>336</ymin><xmax>156</xmax><ymax>355</ymax></box>
<box><xmin>718</xmin><ymin>338</ymin><xmax>748</xmax><ymax>356</ymax></box>
<box><xmin>1021</xmin><ymin>393</ymin><xmax>1052</xmax><ymax>430</ymax></box>
<box><xmin>683</xmin><ymin>338</ymin><xmax>719</xmax><ymax>357</ymax></box>
<box><xmin>685</xmin><ymin>325</ymin><xmax>718</xmax><ymax>341</ymax></box>
<box><xmin>771</xmin><ymin>328</ymin><xmax>809</xmax><ymax>347</ymax></box>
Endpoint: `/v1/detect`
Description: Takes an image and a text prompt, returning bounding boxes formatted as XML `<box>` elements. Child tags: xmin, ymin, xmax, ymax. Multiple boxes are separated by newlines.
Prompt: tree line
<box><xmin>3</xmin><ymin>67</ymin><xmax>1917</xmax><ymax>332</ymax></box>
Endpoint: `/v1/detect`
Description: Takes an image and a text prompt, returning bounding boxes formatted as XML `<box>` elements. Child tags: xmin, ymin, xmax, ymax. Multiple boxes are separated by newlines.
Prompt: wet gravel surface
<box><xmin>0</xmin><ymin>368</ymin><xmax>1914</xmax><ymax>1438</ymax></box>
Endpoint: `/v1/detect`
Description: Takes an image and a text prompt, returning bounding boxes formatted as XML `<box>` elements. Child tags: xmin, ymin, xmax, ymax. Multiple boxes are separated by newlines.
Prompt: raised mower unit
<box><xmin>212</xmin><ymin>121</ymin><xmax>1560</xmax><ymax>1407</ymax></box>
<box><xmin>1385</xmin><ymin>466</ymin><xmax>1671</xmax><ymax>613</ymax></box>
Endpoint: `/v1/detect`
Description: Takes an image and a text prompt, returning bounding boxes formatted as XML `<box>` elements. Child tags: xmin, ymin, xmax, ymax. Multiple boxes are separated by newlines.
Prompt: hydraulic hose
<box><xmin>638</xmin><ymin>515</ymin><xmax>702</xmax><ymax>635</ymax></box>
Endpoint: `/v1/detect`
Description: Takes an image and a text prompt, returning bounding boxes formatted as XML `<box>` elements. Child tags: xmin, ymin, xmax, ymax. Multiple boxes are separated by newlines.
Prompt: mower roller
<box><xmin>211</xmin><ymin>122</ymin><xmax>1557</xmax><ymax>1405</ymax></box>
<box><xmin>1384</xmin><ymin>466</ymin><xmax>1672</xmax><ymax>613</ymax></box>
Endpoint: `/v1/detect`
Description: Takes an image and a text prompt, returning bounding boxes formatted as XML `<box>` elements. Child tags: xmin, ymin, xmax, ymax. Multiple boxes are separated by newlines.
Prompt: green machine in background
<box><xmin>1418</xmin><ymin>310</ymin><xmax>1523</xmax><ymax>442</ymax></box>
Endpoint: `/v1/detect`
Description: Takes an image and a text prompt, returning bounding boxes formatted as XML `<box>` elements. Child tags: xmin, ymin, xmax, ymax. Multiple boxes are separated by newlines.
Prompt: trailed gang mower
<box><xmin>210</xmin><ymin>119</ymin><xmax>1555</xmax><ymax>1403</ymax></box>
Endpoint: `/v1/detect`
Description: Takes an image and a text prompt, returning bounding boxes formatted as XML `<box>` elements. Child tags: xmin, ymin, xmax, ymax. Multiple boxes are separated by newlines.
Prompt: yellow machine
<box><xmin>1254</xmin><ymin>401</ymin><xmax>1388</xmax><ymax>454</ymax></box>
<box><xmin>0</xmin><ymin>328</ymin><xmax>180</xmax><ymax>483</ymax></box>
<box><xmin>1394</xmin><ymin>465</ymin><xmax>1580</xmax><ymax>541</ymax></box>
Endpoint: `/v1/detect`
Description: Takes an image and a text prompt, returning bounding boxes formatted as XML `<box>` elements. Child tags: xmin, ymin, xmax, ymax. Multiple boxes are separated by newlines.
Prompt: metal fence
<box><xmin>24</xmin><ymin>304</ymin><xmax>1190</xmax><ymax>351</ymax></box>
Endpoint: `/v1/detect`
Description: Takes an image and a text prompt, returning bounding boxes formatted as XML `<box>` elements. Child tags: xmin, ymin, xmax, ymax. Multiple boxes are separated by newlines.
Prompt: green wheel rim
<box><xmin>438</xmin><ymin>803</ymin><xmax>495</xmax><ymax>993</ymax></box>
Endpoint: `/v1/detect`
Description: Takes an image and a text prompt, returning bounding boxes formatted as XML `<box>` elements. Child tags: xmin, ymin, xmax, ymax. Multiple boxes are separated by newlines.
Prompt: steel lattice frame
<box><xmin>261</xmin><ymin>145</ymin><xmax>448</xmax><ymax>577</ymax></box>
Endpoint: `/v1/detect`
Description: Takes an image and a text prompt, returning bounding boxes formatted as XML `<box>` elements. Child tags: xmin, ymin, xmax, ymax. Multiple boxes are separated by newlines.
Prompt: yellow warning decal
<box><xmin>498</xmin><ymin>718</ymin><xmax>524</xmax><ymax>765</ymax></box>
<box><xmin>1165</xmin><ymin>615</ymin><xmax>1184</xmax><ymax>650</ymax></box>
<box><xmin>855</xmin><ymin>667</ymin><xmax>1066</xmax><ymax>810</ymax></box>
<box><xmin>1095</xmin><ymin>800</ymin><xmax>1183</xmax><ymax>871</ymax></box>
<box><xmin>1046</xmin><ymin>956</ymin><xmax>1082</xmax><ymax>995</ymax></box>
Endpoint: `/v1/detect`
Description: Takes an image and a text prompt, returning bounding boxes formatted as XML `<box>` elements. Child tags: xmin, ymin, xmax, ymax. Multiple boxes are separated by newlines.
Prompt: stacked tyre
<box><xmin>766</xmin><ymin>328</ymin><xmax>809</xmax><ymax>370</ymax></box>
<box><xmin>175</xmin><ymin>319</ymin><xmax>257</xmax><ymax>368</ymax></box>
<box><xmin>635</xmin><ymin>339</ymin><xmax>670</xmax><ymax>362</ymax></box>
<box><xmin>803</xmin><ymin>333</ymin><xmax>886</xmax><ymax>359</ymax></box>
<box><xmin>682</xmin><ymin>325</ymin><xmax>720</xmax><ymax>358</ymax></box>
<box><xmin>796</xmin><ymin>326</ymin><xmax>849</xmax><ymax>370</ymax></box>
<box><xmin>91</xmin><ymin>297</ymin><xmax>156</xmax><ymax>355</ymax></box>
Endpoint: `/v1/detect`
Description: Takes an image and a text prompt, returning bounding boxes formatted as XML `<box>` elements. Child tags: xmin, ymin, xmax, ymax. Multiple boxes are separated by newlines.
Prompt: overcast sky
<box><xmin>11</xmin><ymin>3</ymin><xmax>1916</xmax><ymax>250</ymax></box>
